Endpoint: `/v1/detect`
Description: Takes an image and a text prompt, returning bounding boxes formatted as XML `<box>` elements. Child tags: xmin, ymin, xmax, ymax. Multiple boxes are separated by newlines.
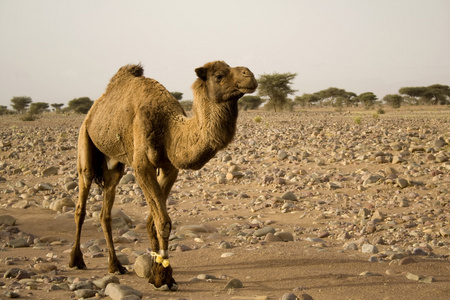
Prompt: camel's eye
<box><xmin>215</xmin><ymin>73</ymin><xmax>225</xmax><ymax>81</ymax></box>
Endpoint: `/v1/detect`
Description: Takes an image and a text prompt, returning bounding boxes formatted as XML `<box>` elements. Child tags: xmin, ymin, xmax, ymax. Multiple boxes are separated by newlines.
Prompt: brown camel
<box><xmin>69</xmin><ymin>61</ymin><xmax>257</xmax><ymax>290</ymax></box>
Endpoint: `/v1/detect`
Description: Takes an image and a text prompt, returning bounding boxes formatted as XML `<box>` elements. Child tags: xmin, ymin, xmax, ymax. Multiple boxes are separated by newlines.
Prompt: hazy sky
<box><xmin>0</xmin><ymin>0</ymin><xmax>449</xmax><ymax>108</ymax></box>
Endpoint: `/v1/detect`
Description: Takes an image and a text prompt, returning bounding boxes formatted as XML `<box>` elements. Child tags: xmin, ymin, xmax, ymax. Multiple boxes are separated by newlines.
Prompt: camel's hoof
<box><xmin>69</xmin><ymin>260</ymin><xmax>87</xmax><ymax>270</ymax></box>
<box><xmin>69</xmin><ymin>264</ymin><xmax>87</xmax><ymax>270</ymax></box>
<box><xmin>112</xmin><ymin>267</ymin><xmax>129</xmax><ymax>275</ymax></box>
<box><xmin>151</xmin><ymin>283</ymin><xmax>178</xmax><ymax>291</ymax></box>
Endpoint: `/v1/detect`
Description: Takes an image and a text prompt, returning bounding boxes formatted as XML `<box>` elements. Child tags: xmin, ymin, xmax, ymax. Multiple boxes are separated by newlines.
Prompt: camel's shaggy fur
<box><xmin>69</xmin><ymin>61</ymin><xmax>257</xmax><ymax>289</ymax></box>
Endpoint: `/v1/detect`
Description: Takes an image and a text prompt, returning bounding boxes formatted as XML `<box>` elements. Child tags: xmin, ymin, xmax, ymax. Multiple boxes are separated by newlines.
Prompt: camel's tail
<box><xmin>81</xmin><ymin>129</ymin><xmax>105</xmax><ymax>189</ymax></box>
<box><xmin>91</xmin><ymin>143</ymin><xmax>105</xmax><ymax>189</ymax></box>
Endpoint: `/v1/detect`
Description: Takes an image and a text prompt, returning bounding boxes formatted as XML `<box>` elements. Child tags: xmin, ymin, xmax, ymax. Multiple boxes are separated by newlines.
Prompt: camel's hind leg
<box><xmin>101</xmin><ymin>159</ymin><xmax>127</xmax><ymax>274</ymax></box>
<box><xmin>70</xmin><ymin>124</ymin><xmax>95</xmax><ymax>269</ymax></box>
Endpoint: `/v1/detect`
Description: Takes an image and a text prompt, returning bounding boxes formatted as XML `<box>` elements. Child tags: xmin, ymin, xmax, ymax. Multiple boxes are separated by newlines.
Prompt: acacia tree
<box><xmin>383</xmin><ymin>94</ymin><xmax>403</xmax><ymax>108</ymax></box>
<box><xmin>68</xmin><ymin>97</ymin><xmax>94</xmax><ymax>114</ymax></box>
<box><xmin>10</xmin><ymin>96</ymin><xmax>32</xmax><ymax>114</ymax></box>
<box><xmin>294</xmin><ymin>93</ymin><xmax>321</xmax><ymax>107</ymax></box>
<box><xmin>29</xmin><ymin>102</ymin><xmax>49</xmax><ymax>115</ymax></box>
<box><xmin>170</xmin><ymin>92</ymin><xmax>183</xmax><ymax>101</ymax></box>
<box><xmin>51</xmin><ymin>103</ymin><xmax>64</xmax><ymax>112</ymax></box>
<box><xmin>423</xmin><ymin>84</ymin><xmax>450</xmax><ymax>105</ymax></box>
<box><xmin>0</xmin><ymin>106</ymin><xmax>10</xmax><ymax>115</ymax></box>
<box><xmin>358</xmin><ymin>92</ymin><xmax>378</xmax><ymax>109</ymax></box>
<box><xmin>314</xmin><ymin>87</ymin><xmax>356</xmax><ymax>107</ymax></box>
<box><xmin>258</xmin><ymin>73</ymin><xmax>297</xmax><ymax>112</ymax></box>
<box><xmin>238</xmin><ymin>95</ymin><xmax>263</xmax><ymax>110</ymax></box>
<box><xmin>399</xmin><ymin>85</ymin><xmax>450</xmax><ymax>105</ymax></box>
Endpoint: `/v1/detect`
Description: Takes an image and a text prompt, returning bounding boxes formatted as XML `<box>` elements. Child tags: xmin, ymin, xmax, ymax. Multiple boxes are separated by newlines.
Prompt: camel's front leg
<box><xmin>144</xmin><ymin>166</ymin><xmax>178</xmax><ymax>254</ymax></box>
<box><xmin>134</xmin><ymin>158</ymin><xmax>177</xmax><ymax>290</ymax></box>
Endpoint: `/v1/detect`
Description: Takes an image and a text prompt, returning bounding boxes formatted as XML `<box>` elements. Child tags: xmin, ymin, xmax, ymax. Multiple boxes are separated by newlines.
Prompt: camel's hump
<box><xmin>105</xmin><ymin>64</ymin><xmax>145</xmax><ymax>92</ymax></box>
<box><xmin>116</xmin><ymin>64</ymin><xmax>144</xmax><ymax>77</ymax></box>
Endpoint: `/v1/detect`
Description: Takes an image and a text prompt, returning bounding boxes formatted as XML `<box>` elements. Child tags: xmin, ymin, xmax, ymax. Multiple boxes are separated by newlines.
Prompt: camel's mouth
<box><xmin>238</xmin><ymin>87</ymin><xmax>256</xmax><ymax>94</ymax></box>
<box><xmin>237</xmin><ymin>84</ymin><xmax>258</xmax><ymax>94</ymax></box>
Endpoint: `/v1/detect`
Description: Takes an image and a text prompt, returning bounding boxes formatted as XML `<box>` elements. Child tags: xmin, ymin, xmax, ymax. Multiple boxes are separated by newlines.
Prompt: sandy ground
<box><xmin>0</xmin><ymin>107</ymin><xmax>449</xmax><ymax>300</ymax></box>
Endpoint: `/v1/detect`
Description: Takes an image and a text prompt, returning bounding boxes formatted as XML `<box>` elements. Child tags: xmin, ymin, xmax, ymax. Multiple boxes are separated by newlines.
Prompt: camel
<box><xmin>69</xmin><ymin>61</ymin><xmax>258</xmax><ymax>290</ymax></box>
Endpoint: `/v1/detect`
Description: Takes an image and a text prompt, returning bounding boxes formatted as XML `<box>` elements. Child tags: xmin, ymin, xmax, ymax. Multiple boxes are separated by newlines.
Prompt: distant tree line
<box><xmin>2</xmin><ymin>81</ymin><xmax>448</xmax><ymax>118</ymax></box>
<box><xmin>0</xmin><ymin>96</ymin><xmax>95</xmax><ymax>120</ymax></box>
<box><xmin>237</xmin><ymin>72</ymin><xmax>449</xmax><ymax>111</ymax></box>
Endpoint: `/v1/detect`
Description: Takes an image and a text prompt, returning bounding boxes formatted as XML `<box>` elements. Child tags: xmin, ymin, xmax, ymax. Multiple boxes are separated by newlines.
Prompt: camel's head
<box><xmin>194</xmin><ymin>61</ymin><xmax>258</xmax><ymax>103</ymax></box>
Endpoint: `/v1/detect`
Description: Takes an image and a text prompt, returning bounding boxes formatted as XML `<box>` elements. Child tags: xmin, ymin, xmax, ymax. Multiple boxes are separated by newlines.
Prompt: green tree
<box><xmin>170</xmin><ymin>92</ymin><xmax>183</xmax><ymax>101</ymax></box>
<box><xmin>29</xmin><ymin>102</ymin><xmax>49</xmax><ymax>115</ymax></box>
<box><xmin>422</xmin><ymin>84</ymin><xmax>450</xmax><ymax>105</ymax></box>
<box><xmin>238</xmin><ymin>95</ymin><xmax>263</xmax><ymax>110</ymax></box>
<box><xmin>10</xmin><ymin>96</ymin><xmax>32</xmax><ymax>114</ymax></box>
<box><xmin>358</xmin><ymin>92</ymin><xmax>378</xmax><ymax>109</ymax></box>
<box><xmin>383</xmin><ymin>94</ymin><xmax>403</xmax><ymax>108</ymax></box>
<box><xmin>51</xmin><ymin>103</ymin><xmax>64</xmax><ymax>112</ymax></box>
<box><xmin>68</xmin><ymin>97</ymin><xmax>94</xmax><ymax>114</ymax></box>
<box><xmin>314</xmin><ymin>88</ymin><xmax>356</xmax><ymax>107</ymax></box>
<box><xmin>0</xmin><ymin>105</ymin><xmax>10</xmax><ymax>115</ymax></box>
<box><xmin>399</xmin><ymin>85</ymin><xmax>450</xmax><ymax>105</ymax></box>
<box><xmin>295</xmin><ymin>93</ymin><xmax>321</xmax><ymax>107</ymax></box>
<box><xmin>258</xmin><ymin>72</ymin><xmax>297</xmax><ymax>112</ymax></box>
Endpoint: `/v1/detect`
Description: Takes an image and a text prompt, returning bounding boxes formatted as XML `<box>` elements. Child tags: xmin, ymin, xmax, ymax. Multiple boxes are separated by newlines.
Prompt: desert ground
<box><xmin>0</xmin><ymin>106</ymin><xmax>449</xmax><ymax>300</ymax></box>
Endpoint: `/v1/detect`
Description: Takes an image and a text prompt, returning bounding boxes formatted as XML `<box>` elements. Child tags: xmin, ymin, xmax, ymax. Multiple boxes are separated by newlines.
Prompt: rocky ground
<box><xmin>0</xmin><ymin>107</ymin><xmax>449</xmax><ymax>300</ymax></box>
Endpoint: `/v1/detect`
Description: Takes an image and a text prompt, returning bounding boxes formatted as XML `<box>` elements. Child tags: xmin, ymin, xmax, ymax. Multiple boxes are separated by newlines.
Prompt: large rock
<box><xmin>50</xmin><ymin>198</ymin><xmax>75</xmax><ymax>212</ymax></box>
<box><xmin>176</xmin><ymin>224</ymin><xmax>217</xmax><ymax>235</ymax></box>
<box><xmin>281</xmin><ymin>191</ymin><xmax>297</xmax><ymax>201</ymax></box>
<box><xmin>111</xmin><ymin>208</ymin><xmax>133</xmax><ymax>227</ymax></box>
<box><xmin>35</xmin><ymin>182</ymin><xmax>53</xmax><ymax>191</ymax></box>
<box><xmin>274</xmin><ymin>231</ymin><xmax>294</xmax><ymax>242</ymax></box>
<box><xmin>7</xmin><ymin>238</ymin><xmax>29</xmax><ymax>248</ymax></box>
<box><xmin>120</xmin><ymin>173</ymin><xmax>135</xmax><ymax>184</ymax></box>
<box><xmin>134</xmin><ymin>254</ymin><xmax>153</xmax><ymax>278</ymax></box>
<box><xmin>361</xmin><ymin>244</ymin><xmax>378</xmax><ymax>254</ymax></box>
<box><xmin>253</xmin><ymin>226</ymin><xmax>276</xmax><ymax>237</ymax></box>
<box><xmin>224</xmin><ymin>278</ymin><xmax>243</xmax><ymax>289</ymax></box>
<box><xmin>0</xmin><ymin>215</ymin><xmax>16</xmax><ymax>226</ymax></box>
<box><xmin>105</xmin><ymin>283</ymin><xmax>143</xmax><ymax>300</ymax></box>
<box><xmin>93</xmin><ymin>275</ymin><xmax>120</xmax><ymax>289</ymax></box>
<box><xmin>42</xmin><ymin>166</ymin><xmax>58</xmax><ymax>177</ymax></box>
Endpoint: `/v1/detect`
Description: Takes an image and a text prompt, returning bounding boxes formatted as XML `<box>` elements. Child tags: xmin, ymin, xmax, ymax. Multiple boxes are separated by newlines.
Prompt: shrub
<box><xmin>254</xmin><ymin>116</ymin><xmax>262</xmax><ymax>123</ymax></box>
<box><xmin>354</xmin><ymin>116</ymin><xmax>362</xmax><ymax>125</ymax></box>
<box><xmin>20</xmin><ymin>112</ymin><xmax>37</xmax><ymax>121</ymax></box>
<box><xmin>179</xmin><ymin>100</ymin><xmax>193</xmax><ymax>111</ymax></box>
<box><xmin>68</xmin><ymin>97</ymin><xmax>94</xmax><ymax>114</ymax></box>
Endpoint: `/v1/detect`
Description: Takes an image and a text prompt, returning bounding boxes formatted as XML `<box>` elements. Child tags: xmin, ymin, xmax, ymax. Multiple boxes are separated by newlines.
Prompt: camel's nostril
<box><xmin>242</xmin><ymin>69</ymin><xmax>252</xmax><ymax>77</ymax></box>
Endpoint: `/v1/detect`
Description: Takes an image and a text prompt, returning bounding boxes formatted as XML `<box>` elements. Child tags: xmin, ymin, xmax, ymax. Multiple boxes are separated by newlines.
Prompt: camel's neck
<box><xmin>167</xmin><ymin>86</ymin><xmax>239</xmax><ymax>170</ymax></box>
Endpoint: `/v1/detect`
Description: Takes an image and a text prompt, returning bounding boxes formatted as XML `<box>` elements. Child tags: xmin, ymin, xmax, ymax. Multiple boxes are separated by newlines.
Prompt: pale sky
<box><xmin>0</xmin><ymin>0</ymin><xmax>449</xmax><ymax>108</ymax></box>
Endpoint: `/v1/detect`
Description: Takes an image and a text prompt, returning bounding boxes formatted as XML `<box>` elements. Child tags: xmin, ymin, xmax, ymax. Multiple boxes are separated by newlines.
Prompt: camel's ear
<box><xmin>195</xmin><ymin>67</ymin><xmax>207</xmax><ymax>81</ymax></box>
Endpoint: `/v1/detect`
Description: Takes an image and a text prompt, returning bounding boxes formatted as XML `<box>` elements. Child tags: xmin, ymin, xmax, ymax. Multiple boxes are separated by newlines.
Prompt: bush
<box><xmin>179</xmin><ymin>100</ymin><xmax>193</xmax><ymax>111</ymax></box>
<box><xmin>238</xmin><ymin>96</ymin><xmax>263</xmax><ymax>111</ymax></box>
<box><xmin>354</xmin><ymin>116</ymin><xmax>362</xmax><ymax>125</ymax></box>
<box><xmin>20</xmin><ymin>112</ymin><xmax>37</xmax><ymax>121</ymax></box>
<box><xmin>377</xmin><ymin>107</ymin><xmax>385</xmax><ymax>114</ymax></box>
<box><xmin>0</xmin><ymin>106</ymin><xmax>11</xmax><ymax>115</ymax></box>
<box><xmin>254</xmin><ymin>116</ymin><xmax>262</xmax><ymax>123</ymax></box>
<box><xmin>29</xmin><ymin>102</ymin><xmax>49</xmax><ymax>115</ymax></box>
<box><xmin>68</xmin><ymin>97</ymin><xmax>94</xmax><ymax>114</ymax></box>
